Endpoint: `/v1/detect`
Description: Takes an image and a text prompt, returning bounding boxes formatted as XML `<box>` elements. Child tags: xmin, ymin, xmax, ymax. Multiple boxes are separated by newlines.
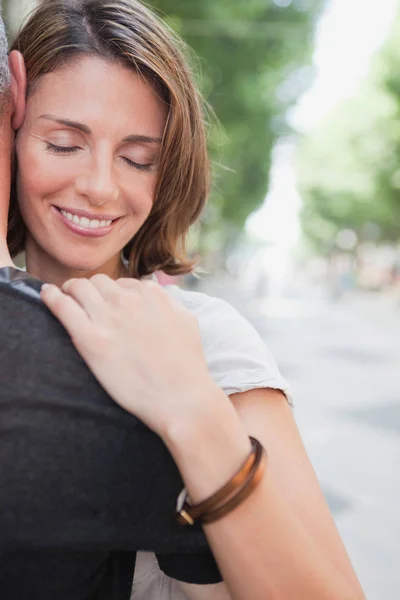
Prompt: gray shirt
<box><xmin>0</xmin><ymin>267</ymin><xmax>221</xmax><ymax>600</ymax></box>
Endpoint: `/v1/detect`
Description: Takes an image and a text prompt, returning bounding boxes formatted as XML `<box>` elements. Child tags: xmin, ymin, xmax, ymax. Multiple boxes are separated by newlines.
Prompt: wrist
<box><xmin>163</xmin><ymin>382</ymin><xmax>251</xmax><ymax>504</ymax></box>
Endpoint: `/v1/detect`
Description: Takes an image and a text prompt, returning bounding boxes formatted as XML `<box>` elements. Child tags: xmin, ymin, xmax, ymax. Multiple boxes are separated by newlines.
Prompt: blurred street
<box><xmin>196</xmin><ymin>272</ymin><xmax>400</xmax><ymax>600</ymax></box>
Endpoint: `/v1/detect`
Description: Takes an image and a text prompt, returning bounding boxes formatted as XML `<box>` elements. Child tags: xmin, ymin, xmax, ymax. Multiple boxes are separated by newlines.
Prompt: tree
<box><xmin>151</xmin><ymin>0</ymin><xmax>322</xmax><ymax>241</ymax></box>
<box><xmin>297</xmin><ymin>6</ymin><xmax>400</xmax><ymax>254</ymax></box>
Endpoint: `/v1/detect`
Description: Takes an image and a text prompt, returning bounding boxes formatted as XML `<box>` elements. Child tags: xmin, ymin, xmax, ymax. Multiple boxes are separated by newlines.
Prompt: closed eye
<box><xmin>46</xmin><ymin>142</ymin><xmax>154</xmax><ymax>172</ymax></box>
<box><xmin>121</xmin><ymin>156</ymin><xmax>153</xmax><ymax>172</ymax></box>
<box><xmin>46</xmin><ymin>142</ymin><xmax>80</xmax><ymax>154</ymax></box>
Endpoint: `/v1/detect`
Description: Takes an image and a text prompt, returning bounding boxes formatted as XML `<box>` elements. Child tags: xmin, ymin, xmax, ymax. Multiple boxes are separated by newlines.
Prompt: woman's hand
<box><xmin>40</xmin><ymin>274</ymin><xmax>218</xmax><ymax>435</ymax></box>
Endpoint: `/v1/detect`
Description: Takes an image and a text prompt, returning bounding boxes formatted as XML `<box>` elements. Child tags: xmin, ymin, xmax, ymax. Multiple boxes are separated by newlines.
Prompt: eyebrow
<box><xmin>38</xmin><ymin>114</ymin><xmax>162</xmax><ymax>144</ymax></box>
<box><xmin>39</xmin><ymin>114</ymin><xmax>91</xmax><ymax>135</ymax></box>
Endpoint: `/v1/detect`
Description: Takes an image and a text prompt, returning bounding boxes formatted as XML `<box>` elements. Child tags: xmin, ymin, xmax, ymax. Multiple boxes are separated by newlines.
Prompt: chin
<box><xmin>53</xmin><ymin>250</ymin><xmax>118</xmax><ymax>276</ymax></box>
<box><xmin>67</xmin><ymin>258</ymin><xmax>113</xmax><ymax>274</ymax></box>
<box><xmin>68</xmin><ymin>261</ymin><xmax>103</xmax><ymax>273</ymax></box>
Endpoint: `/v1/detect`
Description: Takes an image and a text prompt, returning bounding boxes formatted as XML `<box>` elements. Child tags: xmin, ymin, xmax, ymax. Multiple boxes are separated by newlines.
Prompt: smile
<box><xmin>60</xmin><ymin>209</ymin><xmax>113</xmax><ymax>229</ymax></box>
<box><xmin>53</xmin><ymin>206</ymin><xmax>121</xmax><ymax>238</ymax></box>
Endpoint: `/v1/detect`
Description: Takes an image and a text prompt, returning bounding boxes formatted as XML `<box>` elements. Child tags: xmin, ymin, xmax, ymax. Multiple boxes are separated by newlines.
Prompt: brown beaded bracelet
<box><xmin>176</xmin><ymin>436</ymin><xmax>266</xmax><ymax>526</ymax></box>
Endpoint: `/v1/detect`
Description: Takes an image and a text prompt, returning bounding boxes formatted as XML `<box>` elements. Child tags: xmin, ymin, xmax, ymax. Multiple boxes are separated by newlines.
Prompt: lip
<box><xmin>52</xmin><ymin>205</ymin><xmax>118</xmax><ymax>238</ymax></box>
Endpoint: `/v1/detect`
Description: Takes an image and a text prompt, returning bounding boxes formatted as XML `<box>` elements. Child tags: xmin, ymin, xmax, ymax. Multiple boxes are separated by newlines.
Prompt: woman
<box><xmin>7</xmin><ymin>1</ymin><xmax>365</xmax><ymax>598</ymax></box>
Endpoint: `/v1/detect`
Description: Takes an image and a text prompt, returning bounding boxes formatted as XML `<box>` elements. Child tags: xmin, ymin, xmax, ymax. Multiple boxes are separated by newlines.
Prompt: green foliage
<box><xmin>297</xmin><ymin>5</ymin><xmax>400</xmax><ymax>254</ymax></box>
<box><xmin>150</xmin><ymin>0</ymin><xmax>321</xmax><ymax>238</ymax></box>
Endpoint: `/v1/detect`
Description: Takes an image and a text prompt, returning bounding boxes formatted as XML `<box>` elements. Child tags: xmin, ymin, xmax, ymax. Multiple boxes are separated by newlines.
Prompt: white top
<box><xmin>130</xmin><ymin>286</ymin><xmax>291</xmax><ymax>599</ymax></box>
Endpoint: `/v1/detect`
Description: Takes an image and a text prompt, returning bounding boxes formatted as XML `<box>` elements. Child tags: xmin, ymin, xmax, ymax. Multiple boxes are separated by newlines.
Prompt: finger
<box><xmin>118</xmin><ymin>280</ymin><xmax>168</xmax><ymax>317</ymax></box>
<box><xmin>40</xmin><ymin>284</ymin><xmax>92</xmax><ymax>342</ymax></box>
<box><xmin>115</xmin><ymin>277</ymin><xmax>142</xmax><ymax>292</ymax></box>
<box><xmin>61</xmin><ymin>278</ymin><xmax>108</xmax><ymax>321</ymax></box>
<box><xmin>116</xmin><ymin>278</ymin><xmax>164</xmax><ymax>300</ymax></box>
<box><xmin>90</xmin><ymin>273</ymin><xmax>136</xmax><ymax>302</ymax></box>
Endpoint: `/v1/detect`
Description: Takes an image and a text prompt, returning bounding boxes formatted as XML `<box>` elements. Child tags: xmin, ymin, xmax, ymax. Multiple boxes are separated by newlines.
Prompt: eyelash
<box><xmin>45</xmin><ymin>143</ymin><xmax>153</xmax><ymax>172</ymax></box>
<box><xmin>46</xmin><ymin>142</ymin><xmax>79</xmax><ymax>154</ymax></box>
<box><xmin>121</xmin><ymin>156</ymin><xmax>153</xmax><ymax>172</ymax></box>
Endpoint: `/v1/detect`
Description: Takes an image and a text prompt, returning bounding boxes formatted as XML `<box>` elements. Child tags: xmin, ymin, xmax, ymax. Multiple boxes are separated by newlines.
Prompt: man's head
<box><xmin>0</xmin><ymin>10</ymin><xmax>26</xmax><ymax>260</ymax></box>
<box><xmin>0</xmin><ymin>14</ymin><xmax>11</xmax><ymax>118</ymax></box>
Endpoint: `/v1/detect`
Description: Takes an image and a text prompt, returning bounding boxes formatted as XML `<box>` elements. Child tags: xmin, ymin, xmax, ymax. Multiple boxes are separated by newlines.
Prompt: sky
<box><xmin>246</xmin><ymin>0</ymin><xmax>399</xmax><ymax>251</ymax></box>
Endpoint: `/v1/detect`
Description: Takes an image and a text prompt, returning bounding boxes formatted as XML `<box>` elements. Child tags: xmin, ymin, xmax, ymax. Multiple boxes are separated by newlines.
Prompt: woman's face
<box><xmin>16</xmin><ymin>55</ymin><xmax>168</xmax><ymax>282</ymax></box>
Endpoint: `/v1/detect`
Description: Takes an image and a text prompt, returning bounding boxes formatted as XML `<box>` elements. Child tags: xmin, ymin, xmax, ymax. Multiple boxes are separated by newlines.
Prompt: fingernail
<box><xmin>62</xmin><ymin>278</ymin><xmax>76</xmax><ymax>291</ymax></box>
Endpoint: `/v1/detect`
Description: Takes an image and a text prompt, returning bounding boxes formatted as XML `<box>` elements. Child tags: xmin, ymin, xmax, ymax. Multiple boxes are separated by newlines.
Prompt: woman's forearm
<box><xmin>42</xmin><ymin>274</ymin><xmax>365</xmax><ymax>599</ymax></box>
<box><xmin>164</xmin><ymin>387</ymin><xmax>365</xmax><ymax>600</ymax></box>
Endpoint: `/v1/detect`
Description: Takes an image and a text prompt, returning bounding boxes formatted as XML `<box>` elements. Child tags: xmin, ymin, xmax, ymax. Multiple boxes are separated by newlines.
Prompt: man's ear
<box><xmin>8</xmin><ymin>50</ymin><xmax>27</xmax><ymax>131</ymax></box>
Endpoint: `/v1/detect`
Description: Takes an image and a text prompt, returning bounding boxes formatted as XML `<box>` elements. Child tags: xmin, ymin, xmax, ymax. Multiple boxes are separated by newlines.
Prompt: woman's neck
<box><xmin>25</xmin><ymin>235</ymin><xmax>128</xmax><ymax>286</ymax></box>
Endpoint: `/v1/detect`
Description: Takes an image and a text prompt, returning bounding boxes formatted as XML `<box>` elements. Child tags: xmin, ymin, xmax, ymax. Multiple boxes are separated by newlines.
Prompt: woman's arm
<box><xmin>165</xmin><ymin>387</ymin><xmax>365</xmax><ymax>600</ymax></box>
<box><xmin>41</xmin><ymin>277</ymin><xmax>366</xmax><ymax>600</ymax></box>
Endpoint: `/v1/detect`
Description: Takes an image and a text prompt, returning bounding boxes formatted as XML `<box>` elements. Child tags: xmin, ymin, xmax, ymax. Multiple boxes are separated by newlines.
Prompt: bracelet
<box><xmin>176</xmin><ymin>437</ymin><xmax>257</xmax><ymax>525</ymax></box>
<box><xmin>176</xmin><ymin>436</ymin><xmax>266</xmax><ymax>526</ymax></box>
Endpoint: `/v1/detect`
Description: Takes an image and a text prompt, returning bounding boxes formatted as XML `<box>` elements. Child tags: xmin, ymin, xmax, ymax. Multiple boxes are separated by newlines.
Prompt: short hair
<box><xmin>8</xmin><ymin>0</ymin><xmax>209</xmax><ymax>278</ymax></box>
<box><xmin>0</xmin><ymin>10</ymin><xmax>11</xmax><ymax>105</ymax></box>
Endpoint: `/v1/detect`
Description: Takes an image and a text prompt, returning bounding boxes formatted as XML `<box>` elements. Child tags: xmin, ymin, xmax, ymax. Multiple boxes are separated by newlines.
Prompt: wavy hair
<box><xmin>7</xmin><ymin>0</ymin><xmax>209</xmax><ymax>277</ymax></box>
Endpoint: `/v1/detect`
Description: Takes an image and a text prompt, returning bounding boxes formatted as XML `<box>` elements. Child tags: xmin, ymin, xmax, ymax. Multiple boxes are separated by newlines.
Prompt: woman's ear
<box><xmin>8</xmin><ymin>50</ymin><xmax>27</xmax><ymax>131</ymax></box>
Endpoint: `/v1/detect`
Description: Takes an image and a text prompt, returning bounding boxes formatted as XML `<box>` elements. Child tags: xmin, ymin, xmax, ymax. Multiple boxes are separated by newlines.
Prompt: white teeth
<box><xmin>80</xmin><ymin>217</ymin><xmax>90</xmax><ymax>228</ymax></box>
<box><xmin>60</xmin><ymin>210</ymin><xmax>113</xmax><ymax>229</ymax></box>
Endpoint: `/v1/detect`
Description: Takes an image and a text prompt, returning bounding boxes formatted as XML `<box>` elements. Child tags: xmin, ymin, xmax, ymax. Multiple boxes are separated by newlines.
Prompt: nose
<box><xmin>75</xmin><ymin>152</ymin><xmax>119</xmax><ymax>206</ymax></box>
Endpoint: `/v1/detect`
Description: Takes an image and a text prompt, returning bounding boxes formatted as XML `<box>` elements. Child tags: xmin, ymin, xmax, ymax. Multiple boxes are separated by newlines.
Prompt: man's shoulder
<box><xmin>0</xmin><ymin>266</ymin><xmax>43</xmax><ymax>305</ymax></box>
<box><xmin>0</xmin><ymin>267</ymin><xmax>78</xmax><ymax>370</ymax></box>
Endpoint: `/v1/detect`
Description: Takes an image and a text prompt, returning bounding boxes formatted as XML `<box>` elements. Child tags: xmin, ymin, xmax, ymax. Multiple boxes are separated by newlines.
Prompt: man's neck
<box><xmin>0</xmin><ymin>243</ymin><xmax>14</xmax><ymax>268</ymax></box>
<box><xmin>0</xmin><ymin>112</ymin><xmax>14</xmax><ymax>268</ymax></box>
<box><xmin>0</xmin><ymin>179</ymin><xmax>13</xmax><ymax>265</ymax></box>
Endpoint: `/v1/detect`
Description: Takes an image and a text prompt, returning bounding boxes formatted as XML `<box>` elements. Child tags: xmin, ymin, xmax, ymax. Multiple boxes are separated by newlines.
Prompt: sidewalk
<box><xmin>194</xmin><ymin>271</ymin><xmax>400</xmax><ymax>600</ymax></box>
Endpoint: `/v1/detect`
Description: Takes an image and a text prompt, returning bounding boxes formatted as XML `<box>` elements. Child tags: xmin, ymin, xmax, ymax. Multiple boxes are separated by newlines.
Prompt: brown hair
<box><xmin>7</xmin><ymin>0</ymin><xmax>209</xmax><ymax>277</ymax></box>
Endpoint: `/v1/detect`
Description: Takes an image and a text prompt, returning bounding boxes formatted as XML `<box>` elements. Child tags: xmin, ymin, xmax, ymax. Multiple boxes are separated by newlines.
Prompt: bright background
<box><xmin>2</xmin><ymin>1</ymin><xmax>400</xmax><ymax>597</ymax></box>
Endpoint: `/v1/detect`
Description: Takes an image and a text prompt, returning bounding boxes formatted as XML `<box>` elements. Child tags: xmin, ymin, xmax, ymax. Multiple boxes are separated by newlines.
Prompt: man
<box><xmin>0</xmin><ymin>14</ymin><xmax>220</xmax><ymax>599</ymax></box>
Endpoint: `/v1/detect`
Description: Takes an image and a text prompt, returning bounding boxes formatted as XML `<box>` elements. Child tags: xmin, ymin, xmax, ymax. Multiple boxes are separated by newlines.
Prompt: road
<box><xmin>196</xmin><ymin>272</ymin><xmax>400</xmax><ymax>600</ymax></box>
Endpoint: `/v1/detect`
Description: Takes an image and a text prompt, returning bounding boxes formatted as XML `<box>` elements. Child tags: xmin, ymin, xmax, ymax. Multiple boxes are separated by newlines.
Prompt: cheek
<box><xmin>16</xmin><ymin>138</ymin><xmax>70</xmax><ymax>206</ymax></box>
<box><xmin>126</xmin><ymin>174</ymin><xmax>158</xmax><ymax>218</ymax></box>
